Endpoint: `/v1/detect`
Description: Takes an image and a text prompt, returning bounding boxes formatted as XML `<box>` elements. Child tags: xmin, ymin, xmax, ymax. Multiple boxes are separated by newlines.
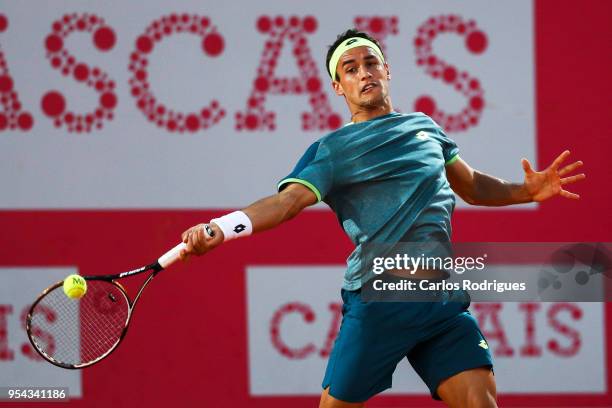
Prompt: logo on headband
<box><xmin>345</xmin><ymin>39</ymin><xmax>358</xmax><ymax>46</ymax></box>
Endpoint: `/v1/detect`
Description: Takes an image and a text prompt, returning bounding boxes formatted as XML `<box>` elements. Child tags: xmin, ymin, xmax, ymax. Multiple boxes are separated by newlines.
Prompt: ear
<box><xmin>384</xmin><ymin>63</ymin><xmax>391</xmax><ymax>80</ymax></box>
<box><xmin>332</xmin><ymin>80</ymin><xmax>344</xmax><ymax>96</ymax></box>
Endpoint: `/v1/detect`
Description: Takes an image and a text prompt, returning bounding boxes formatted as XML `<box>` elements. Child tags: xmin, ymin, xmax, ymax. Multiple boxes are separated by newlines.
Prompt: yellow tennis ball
<box><xmin>63</xmin><ymin>274</ymin><xmax>87</xmax><ymax>299</ymax></box>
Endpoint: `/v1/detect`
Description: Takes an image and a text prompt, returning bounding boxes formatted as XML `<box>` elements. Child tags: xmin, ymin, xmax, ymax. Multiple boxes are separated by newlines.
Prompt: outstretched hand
<box><xmin>521</xmin><ymin>150</ymin><xmax>585</xmax><ymax>202</ymax></box>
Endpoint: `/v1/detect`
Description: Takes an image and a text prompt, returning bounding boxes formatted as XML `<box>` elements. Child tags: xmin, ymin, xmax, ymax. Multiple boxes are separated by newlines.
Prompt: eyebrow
<box><xmin>340</xmin><ymin>54</ymin><xmax>379</xmax><ymax>69</ymax></box>
<box><xmin>340</xmin><ymin>58</ymin><xmax>356</xmax><ymax>69</ymax></box>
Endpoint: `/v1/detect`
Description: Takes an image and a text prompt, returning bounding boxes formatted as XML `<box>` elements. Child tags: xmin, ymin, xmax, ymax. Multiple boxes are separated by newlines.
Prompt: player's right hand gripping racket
<box><xmin>25</xmin><ymin>226</ymin><xmax>213</xmax><ymax>369</ymax></box>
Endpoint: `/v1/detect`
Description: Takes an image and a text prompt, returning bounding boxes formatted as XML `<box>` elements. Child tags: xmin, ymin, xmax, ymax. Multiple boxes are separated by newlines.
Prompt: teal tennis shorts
<box><xmin>322</xmin><ymin>288</ymin><xmax>493</xmax><ymax>402</ymax></box>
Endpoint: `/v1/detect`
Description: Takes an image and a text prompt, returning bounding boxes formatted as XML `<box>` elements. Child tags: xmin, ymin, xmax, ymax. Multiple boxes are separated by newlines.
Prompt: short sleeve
<box><xmin>435</xmin><ymin>127</ymin><xmax>460</xmax><ymax>165</ymax></box>
<box><xmin>277</xmin><ymin>141</ymin><xmax>333</xmax><ymax>202</ymax></box>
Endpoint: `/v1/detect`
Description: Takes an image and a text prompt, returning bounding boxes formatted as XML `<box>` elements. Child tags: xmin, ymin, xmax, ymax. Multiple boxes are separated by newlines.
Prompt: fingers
<box><xmin>521</xmin><ymin>158</ymin><xmax>534</xmax><ymax>174</ymax></box>
<box><xmin>560</xmin><ymin>173</ymin><xmax>586</xmax><ymax>185</ymax></box>
<box><xmin>186</xmin><ymin>227</ymin><xmax>200</xmax><ymax>253</ymax></box>
<box><xmin>180</xmin><ymin>232</ymin><xmax>195</xmax><ymax>262</ymax></box>
<box><xmin>194</xmin><ymin>225</ymin><xmax>206</xmax><ymax>251</ymax></box>
<box><xmin>560</xmin><ymin>189</ymin><xmax>580</xmax><ymax>200</ymax></box>
<box><xmin>558</xmin><ymin>160</ymin><xmax>583</xmax><ymax>177</ymax></box>
<box><xmin>551</xmin><ymin>150</ymin><xmax>571</xmax><ymax>170</ymax></box>
<box><xmin>179</xmin><ymin>249</ymin><xmax>190</xmax><ymax>262</ymax></box>
<box><xmin>182</xmin><ymin>228</ymin><xmax>195</xmax><ymax>245</ymax></box>
<box><xmin>180</xmin><ymin>224</ymin><xmax>214</xmax><ymax>262</ymax></box>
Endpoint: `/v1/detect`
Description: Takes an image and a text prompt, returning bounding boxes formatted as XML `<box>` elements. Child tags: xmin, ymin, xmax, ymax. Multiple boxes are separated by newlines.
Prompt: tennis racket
<box><xmin>25</xmin><ymin>225</ymin><xmax>214</xmax><ymax>369</ymax></box>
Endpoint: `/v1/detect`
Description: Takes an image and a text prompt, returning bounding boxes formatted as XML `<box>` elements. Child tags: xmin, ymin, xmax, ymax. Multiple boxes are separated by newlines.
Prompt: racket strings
<box><xmin>28</xmin><ymin>280</ymin><xmax>130</xmax><ymax>366</ymax></box>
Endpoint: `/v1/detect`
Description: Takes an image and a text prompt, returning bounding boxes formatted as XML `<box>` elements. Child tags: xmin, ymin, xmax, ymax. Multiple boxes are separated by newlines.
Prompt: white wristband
<box><xmin>210</xmin><ymin>211</ymin><xmax>253</xmax><ymax>242</ymax></box>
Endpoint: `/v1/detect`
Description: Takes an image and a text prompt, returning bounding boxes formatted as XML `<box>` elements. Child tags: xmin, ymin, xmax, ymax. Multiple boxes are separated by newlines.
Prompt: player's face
<box><xmin>332</xmin><ymin>46</ymin><xmax>390</xmax><ymax>109</ymax></box>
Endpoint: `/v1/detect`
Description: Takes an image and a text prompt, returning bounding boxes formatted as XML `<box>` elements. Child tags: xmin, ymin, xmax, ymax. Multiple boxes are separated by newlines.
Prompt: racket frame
<box><xmin>25</xmin><ymin>261</ymin><xmax>164</xmax><ymax>369</ymax></box>
<box><xmin>25</xmin><ymin>226</ymin><xmax>212</xmax><ymax>369</ymax></box>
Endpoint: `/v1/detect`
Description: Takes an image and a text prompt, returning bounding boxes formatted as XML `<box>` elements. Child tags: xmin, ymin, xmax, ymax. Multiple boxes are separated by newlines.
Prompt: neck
<box><xmin>349</xmin><ymin>99</ymin><xmax>394</xmax><ymax>123</ymax></box>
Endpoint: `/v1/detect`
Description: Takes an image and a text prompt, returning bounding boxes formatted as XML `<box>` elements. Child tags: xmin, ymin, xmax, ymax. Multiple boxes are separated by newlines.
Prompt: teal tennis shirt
<box><xmin>278</xmin><ymin>112</ymin><xmax>460</xmax><ymax>290</ymax></box>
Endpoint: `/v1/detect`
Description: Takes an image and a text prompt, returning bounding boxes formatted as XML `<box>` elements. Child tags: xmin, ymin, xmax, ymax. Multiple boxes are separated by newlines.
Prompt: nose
<box><xmin>358</xmin><ymin>64</ymin><xmax>373</xmax><ymax>80</ymax></box>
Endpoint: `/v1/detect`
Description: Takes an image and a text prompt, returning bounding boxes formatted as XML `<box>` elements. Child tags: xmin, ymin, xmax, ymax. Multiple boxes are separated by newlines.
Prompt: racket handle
<box><xmin>157</xmin><ymin>225</ymin><xmax>214</xmax><ymax>269</ymax></box>
<box><xmin>158</xmin><ymin>242</ymin><xmax>186</xmax><ymax>269</ymax></box>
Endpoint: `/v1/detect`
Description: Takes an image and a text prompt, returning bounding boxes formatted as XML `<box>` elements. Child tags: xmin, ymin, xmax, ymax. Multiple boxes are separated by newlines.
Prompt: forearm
<box><xmin>469</xmin><ymin>171</ymin><xmax>532</xmax><ymax>206</ymax></box>
<box><xmin>242</xmin><ymin>191</ymin><xmax>304</xmax><ymax>233</ymax></box>
<box><xmin>196</xmin><ymin>184</ymin><xmax>314</xmax><ymax>249</ymax></box>
<box><xmin>181</xmin><ymin>192</ymin><xmax>300</xmax><ymax>258</ymax></box>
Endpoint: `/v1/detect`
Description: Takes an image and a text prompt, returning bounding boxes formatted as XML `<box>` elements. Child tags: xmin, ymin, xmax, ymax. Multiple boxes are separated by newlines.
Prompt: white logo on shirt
<box><xmin>416</xmin><ymin>131</ymin><xmax>430</xmax><ymax>140</ymax></box>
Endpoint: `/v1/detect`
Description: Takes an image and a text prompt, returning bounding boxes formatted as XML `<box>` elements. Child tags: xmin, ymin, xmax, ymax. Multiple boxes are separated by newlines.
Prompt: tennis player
<box><xmin>180</xmin><ymin>29</ymin><xmax>586</xmax><ymax>408</ymax></box>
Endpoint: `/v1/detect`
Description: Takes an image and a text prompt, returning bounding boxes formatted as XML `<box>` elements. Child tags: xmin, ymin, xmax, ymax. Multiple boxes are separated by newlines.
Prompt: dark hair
<box><xmin>325</xmin><ymin>29</ymin><xmax>384</xmax><ymax>81</ymax></box>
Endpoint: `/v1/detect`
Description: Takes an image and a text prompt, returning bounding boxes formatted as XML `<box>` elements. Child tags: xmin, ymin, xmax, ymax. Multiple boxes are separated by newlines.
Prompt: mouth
<box><xmin>361</xmin><ymin>82</ymin><xmax>377</xmax><ymax>94</ymax></box>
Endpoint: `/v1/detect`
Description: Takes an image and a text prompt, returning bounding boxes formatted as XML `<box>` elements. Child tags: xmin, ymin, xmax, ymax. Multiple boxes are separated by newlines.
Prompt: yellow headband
<box><xmin>328</xmin><ymin>37</ymin><xmax>385</xmax><ymax>79</ymax></box>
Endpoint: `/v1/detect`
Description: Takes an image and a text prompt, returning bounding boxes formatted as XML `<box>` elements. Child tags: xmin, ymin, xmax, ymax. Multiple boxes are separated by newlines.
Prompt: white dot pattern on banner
<box><xmin>0</xmin><ymin>14</ymin><xmax>34</xmax><ymax>131</ymax></box>
<box><xmin>413</xmin><ymin>14</ymin><xmax>487</xmax><ymax>132</ymax></box>
<box><xmin>236</xmin><ymin>15</ymin><xmax>342</xmax><ymax>132</ymax></box>
<box><xmin>269</xmin><ymin>302</ymin><xmax>317</xmax><ymax>359</ymax></box>
<box><xmin>318</xmin><ymin>302</ymin><xmax>342</xmax><ymax>358</ymax></box>
<box><xmin>353</xmin><ymin>15</ymin><xmax>399</xmax><ymax>52</ymax></box>
<box><xmin>128</xmin><ymin>14</ymin><xmax>226</xmax><ymax>133</ymax></box>
<box><xmin>29</xmin><ymin>280</ymin><xmax>129</xmax><ymax>366</ymax></box>
<box><xmin>42</xmin><ymin>13</ymin><xmax>118</xmax><ymax>133</ymax></box>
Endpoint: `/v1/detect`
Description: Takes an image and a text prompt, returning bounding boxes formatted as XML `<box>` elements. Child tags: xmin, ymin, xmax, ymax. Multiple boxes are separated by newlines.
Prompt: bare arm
<box><xmin>446</xmin><ymin>151</ymin><xmax>585</xmax><ymax>206</ymax></box>
<box><xmin>445</xmin><ymin>157</ymin><xmax>530</xmax><ymax>206</ymax></box>
<box><xmin>242</xmin><ymin>183</ymin><xmax>318</xmax><ymax>232</ymax></box>
<box><xmin>179</xmin><ymin>183</ymin><xmax>317</xmax><ymax>259</ymax></box>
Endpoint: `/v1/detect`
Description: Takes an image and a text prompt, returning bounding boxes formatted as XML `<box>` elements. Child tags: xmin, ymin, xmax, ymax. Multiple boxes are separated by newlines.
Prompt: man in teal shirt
<box><xmin>180</xmin><ymin>29</ymin><xmax>586</xmax><ymax>408</ymax></box>
<box><xmin>277</xmin><ymin>111</ymin><xmax>459</xmax><ymax>290</ymax></box>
